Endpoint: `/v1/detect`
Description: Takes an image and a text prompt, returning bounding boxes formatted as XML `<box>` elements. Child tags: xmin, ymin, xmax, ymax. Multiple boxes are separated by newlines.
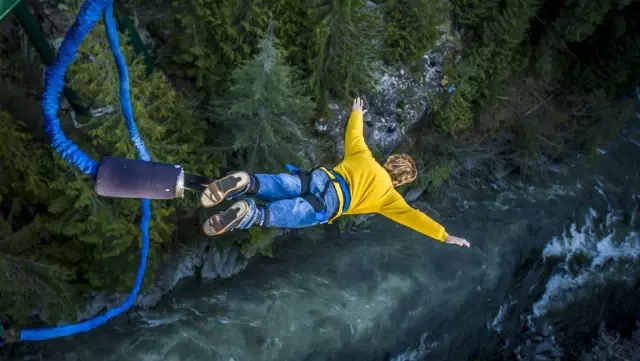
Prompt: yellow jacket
<box><xmin>333</xmin><ymin>110</ymin><xmax>449</xmax><ymax>242</ymax></box>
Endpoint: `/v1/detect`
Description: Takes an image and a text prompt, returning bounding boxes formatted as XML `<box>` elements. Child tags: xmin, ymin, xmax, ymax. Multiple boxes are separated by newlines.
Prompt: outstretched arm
<box><xmin>344</xmin><ymin>97</ymin><xmax>371</xmax><ymax>158</ymax></box>
<box><xmin>380</xmin><ymin>192</ymin><xmax>470</xmax><ymax>247</ymax></box>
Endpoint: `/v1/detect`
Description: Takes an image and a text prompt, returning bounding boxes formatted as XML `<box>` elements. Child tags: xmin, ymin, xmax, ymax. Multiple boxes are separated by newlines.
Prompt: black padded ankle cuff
<box><xmin>247</xmin><ymin>174</ymin><xmax>259</xmax><ymax>194</ymax></box>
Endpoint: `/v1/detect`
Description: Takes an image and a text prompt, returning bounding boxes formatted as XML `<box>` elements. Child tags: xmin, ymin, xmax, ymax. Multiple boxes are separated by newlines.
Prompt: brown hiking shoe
<box><xmin>200</xmin><ymin>171</ymin><xmax>251</xmax><ymax>208</ymax></box>
<box><xmin>202</xmin><ymin>200</ymin><xmax>250</xmax><ymax>236</ymax></box>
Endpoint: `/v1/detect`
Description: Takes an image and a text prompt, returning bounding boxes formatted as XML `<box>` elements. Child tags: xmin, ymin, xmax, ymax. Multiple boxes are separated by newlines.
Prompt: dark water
<box><xmin>391</xmin><ymin>115</ymin><xmax>640</xmax><ymax>360</ymax></box>
<box><xmin>8</xmin><ymin>118</ymin><xmax>640</xmax><ymax>361</ymax></box>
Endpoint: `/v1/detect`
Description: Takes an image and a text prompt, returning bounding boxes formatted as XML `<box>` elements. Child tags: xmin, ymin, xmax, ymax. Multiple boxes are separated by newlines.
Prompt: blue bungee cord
<box><xmin>17</xmin><ymin>0</ymin><xmax>151</xmax><ymax>341</ymax></box>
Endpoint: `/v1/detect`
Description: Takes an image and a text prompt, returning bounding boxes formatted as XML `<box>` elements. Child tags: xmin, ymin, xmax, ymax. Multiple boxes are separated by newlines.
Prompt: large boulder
<box><xmin>316</xmin><ymin>33</ymin><xmax>458</xmax><ymax>158</ymax></box>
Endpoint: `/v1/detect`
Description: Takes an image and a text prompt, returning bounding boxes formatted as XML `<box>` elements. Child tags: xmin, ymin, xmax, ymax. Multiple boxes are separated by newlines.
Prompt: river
<box><xmin>8</xmin><ymin>113</ymin><xmax>640</xmax><ymax>361</ymax></box>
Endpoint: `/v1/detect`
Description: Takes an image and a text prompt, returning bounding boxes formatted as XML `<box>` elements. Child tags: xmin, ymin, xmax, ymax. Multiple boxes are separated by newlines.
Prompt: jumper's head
<box><xmin>383</xmin><ymin>154</ymin><xmax>417</xmax><ymax>187</ymax></box>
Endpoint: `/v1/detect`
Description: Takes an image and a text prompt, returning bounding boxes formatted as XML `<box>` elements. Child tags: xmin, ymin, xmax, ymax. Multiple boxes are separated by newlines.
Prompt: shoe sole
<box><xmin>202</xmin><ymin>201</ymin><xmax>250</xmax><ymax>236</ymax></box>
<box><xmin>200</xmin><ymin>171</ymin><xmax>251</xmax><ymax>208</ymax></box>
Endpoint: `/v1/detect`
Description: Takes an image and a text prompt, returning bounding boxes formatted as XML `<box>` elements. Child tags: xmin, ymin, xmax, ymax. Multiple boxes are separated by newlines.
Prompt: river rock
<box><xmin>201</xmin><ymin>246</ymin><xmax>249</xmax><ymax>280</ymax></box>
<box><xmin>535</xmin><ymin>341</ymin><xmax>555</xmax><ymax>355</ymax></box>
<box><xmin>405</xmin><ymin>186</ymin><xmax>429</xmax><ymax>203</ymax></box>
<box><xmin>534</xmin><ymin>355</ymin><xmax>552</xmax><ymax>361</ymax></box>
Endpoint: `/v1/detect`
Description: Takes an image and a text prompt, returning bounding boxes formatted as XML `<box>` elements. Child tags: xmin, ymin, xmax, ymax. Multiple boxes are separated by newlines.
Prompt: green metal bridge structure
<box><xmin>1</xmin><ymin>0</ymin><xmax>154</xmax><ymax>115</ymax></box>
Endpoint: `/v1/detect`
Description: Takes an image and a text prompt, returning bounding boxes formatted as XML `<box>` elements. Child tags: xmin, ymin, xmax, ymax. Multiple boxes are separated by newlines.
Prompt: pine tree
<box><xmin>164</xmin><ymin>0</ymin><xmax>270</xmax><ymax>92</ymax></box>
<box><xmin>547</xmin><ymin>0</ymin><xmax>635</xmax><ymax>45</ymax></box>
<box><xmin>0</xmin><ymin>111</ymin><xmax>82</xmax><ymax>322</ymax></box>
<box><xmin>549</xmin><ymin>1</ymin><xmax>640</xmax><ymax>96</ymax></box>
<box><xmin>434</xmin><ymin>0</ymin><xmax>541</xmax><ymax>134</ymax></box>
<box><xmin>267</xmin><ymin>0</ymin><xmax>313</xmax><ymax>69</ymax></box>
<box><xmin>306</xmin><ymin>0</ymin><xmax>382</xmax><ymax>115</ymax></box>
<box><xmin>382</xmin><ymin>0</ymin><xmax>448</xmax><ymax>66</ymax></box>
<box><xmin>214</xmin><ymin>28</ymin><xmax>315</xmax><ymax>173</ymax></box>
<box><xmin>452</xmin><ymin>0</ymin><xmax>502</xmax><ymax>30</ymax></box>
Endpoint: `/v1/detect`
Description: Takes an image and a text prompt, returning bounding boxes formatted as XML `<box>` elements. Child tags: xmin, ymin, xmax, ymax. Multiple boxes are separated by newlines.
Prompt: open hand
<box><xmin>352</xmin><ymin>97</ymin><xmax>366</xmax><ymax>113</ymax></box>
<box><xmin>444</xmin><ymin>235</ymin><xmax>470</xmax><ymax>247</ymax></box>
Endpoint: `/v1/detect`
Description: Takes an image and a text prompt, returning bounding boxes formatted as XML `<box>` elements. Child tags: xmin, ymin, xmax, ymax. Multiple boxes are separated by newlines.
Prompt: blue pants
<box><xmin>234</xmin><ymin>169</ymin><xmax>340</xmax><ymax>229</ymax></box>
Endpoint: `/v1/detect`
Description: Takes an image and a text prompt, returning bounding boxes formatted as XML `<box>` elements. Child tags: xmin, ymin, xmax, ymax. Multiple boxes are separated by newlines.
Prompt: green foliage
<box><xmin>560</xmin><ymin>4</ymin><xmax>640</xmax><ymax>96</ymax></box>
<box><xmin>547</xmin><ymin>0</ymin><xmax>634</xmax><ymax>44</ymax></box>
<box><xmin>421</xmin><ymin>159</ymin><xmax>456</xmax><ymax>193</ymax></box>
<box><xmin>422</xmin><ymin>0</ymin><xmax>640</xmax><ymax>180</ymax></box>
<box><xmin>214</xmin><ymin>30</ymin><xmax>315</xmax><ymax>173</ymax></box>
<box><xmin>382</xmin><ymin>0</ymin><xmax>448</xmax><ymax>66</ymax></box>
<box><xmin>242</xmin><ymin>227</ymin><xmax>279</xmax><ymax>257</ymax></box>
<box><xmin>336</xmin><ymin>213</ymin><xmax>374</xmax><ymax>233</ymax></box>
<box><xmin>268</xmin><ymin>0</ymin><xmax>311</xmax><ymax>68</ymax></box>
<box><xmin>306</xmin><ymin>0</ymin><xmax>382</xmax><ymax>115</ymax></box>
<box><xmin>156</xmin><ymin>0</ymin><xmax>383</xmax><ymax>116</ymax></box>
<box><xmin>434</xmin><ymin>0</ymin><xmax>542</xmax><ymax>135</ymax></box>
<box><xmin>162</xmin><ymin>0</ymin><xmax>269</xmax><ymax>92</ymax></box>
<box><xmin>0</xmin><ymin>112</ymin><xmax>79</xmax><ymax>322</ymax></box>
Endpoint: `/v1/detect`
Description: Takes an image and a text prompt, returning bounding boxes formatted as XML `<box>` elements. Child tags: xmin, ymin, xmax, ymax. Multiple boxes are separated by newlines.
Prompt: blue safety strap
<box><xmin>315</xmin><ymin>209</ymin><xmax>328</xmax><ymax>222</ymax></box>
<box><xmin>285</xmin><ymin>163</ymin><xmax>301</xmax><ymax>174</ymax></box>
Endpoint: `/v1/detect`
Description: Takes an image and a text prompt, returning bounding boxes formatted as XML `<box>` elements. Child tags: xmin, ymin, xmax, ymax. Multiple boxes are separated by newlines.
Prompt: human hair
<box><xmin>383</xmin><ymin>153</ymin><xmax>417</xmax><ymax>187</ymax></box>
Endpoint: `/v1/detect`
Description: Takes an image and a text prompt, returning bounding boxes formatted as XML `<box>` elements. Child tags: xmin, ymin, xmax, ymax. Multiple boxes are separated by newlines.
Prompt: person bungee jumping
<box><xmin>200</xmin><ymin>97</ymin><xmax>470</xmax><ymax>247</ymax></box>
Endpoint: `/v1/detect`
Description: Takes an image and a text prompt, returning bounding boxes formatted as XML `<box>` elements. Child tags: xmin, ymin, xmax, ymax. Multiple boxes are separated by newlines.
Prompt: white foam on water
<box><xmin>139</xmin><ymin>313</ymin><xmax>185</xmax><ymax>328</ymax></box>
<box><xmin>532</xmin><ymin>194</ymin><xmax>640</xmax><ymax>317</ymax></box>
<box><xmin>489</xmin><ymin>303</ymin><xmax>509</xmax><ymax>333</ymax></box>
<box><xmin>389</xmin><ymin>333</ymin><xmax>439</xmax><ymax>361</ymax></box>
<box><xmin>488</xmin><ymin>298</ymin><xmax>518</xmax><ymax>334</ymax></box>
